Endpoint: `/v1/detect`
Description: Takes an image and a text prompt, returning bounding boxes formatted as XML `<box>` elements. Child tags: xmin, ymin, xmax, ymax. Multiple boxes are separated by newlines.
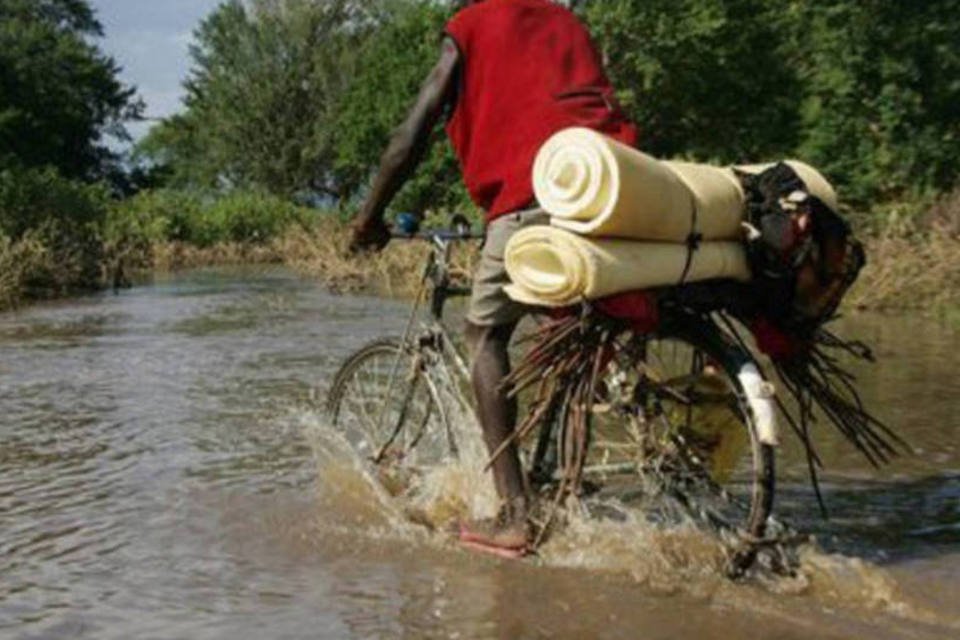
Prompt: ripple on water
<box><xmin>1</xmin><ymin>269</ymin><xmax>958</xmax><ymax>639</ymax></box>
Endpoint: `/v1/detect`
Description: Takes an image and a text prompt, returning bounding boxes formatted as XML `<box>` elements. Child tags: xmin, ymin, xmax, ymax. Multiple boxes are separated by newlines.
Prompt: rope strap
<box><xmin>678</xmin><ymin>196</ymin><xmax>703</xmax><ymax>285</ymax></box>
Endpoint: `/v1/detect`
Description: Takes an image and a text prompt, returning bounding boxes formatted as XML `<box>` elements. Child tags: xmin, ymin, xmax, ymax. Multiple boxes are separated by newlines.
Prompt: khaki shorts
<box><xmin>467</xmin><ymin>207</ymin><xmax>550</xmax><ymax>327</ymax></box>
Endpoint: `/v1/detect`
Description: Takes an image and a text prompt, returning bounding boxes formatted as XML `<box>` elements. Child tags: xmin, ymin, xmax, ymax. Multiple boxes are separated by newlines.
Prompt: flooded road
<box><xmin>1</xmin><ymin>267</ymin><xmax>958</xmax><ymax>639</ymax></box>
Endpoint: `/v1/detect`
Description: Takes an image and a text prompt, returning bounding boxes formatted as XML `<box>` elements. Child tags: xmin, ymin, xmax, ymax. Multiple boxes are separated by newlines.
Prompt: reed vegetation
<box><xmin>276</xmin><ymin>206</ymin><xmax>960</xmax><ymax>320</ymax></box>
<box><xmin>848</xmin><ymin>190</ymin><xmax>960</xmax><ymax>315</ymax></box>
<box><xmin>2</xmin><ymin>185</ymin><xmax>957</xmax><ymax>319</ymax></box>
<box><xmin>0</xmin><ymin>184</ymin><xmax>308</xmax><ymax>311</ymax></box>
<box><xmin>277</xmin><ymin>219</ymin><xmax>477</xmax><ymax>298</ymax></box>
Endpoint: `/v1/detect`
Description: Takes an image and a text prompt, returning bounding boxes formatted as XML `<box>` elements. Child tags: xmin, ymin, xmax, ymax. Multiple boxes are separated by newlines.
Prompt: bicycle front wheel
<box><xmin>326</xmin><ymin>337</ymin><xmax>457</xmax><ymax>490</ymax></box>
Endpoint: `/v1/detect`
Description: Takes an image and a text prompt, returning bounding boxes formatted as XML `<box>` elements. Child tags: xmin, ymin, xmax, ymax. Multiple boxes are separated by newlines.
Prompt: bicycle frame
<box><xmin>373</xmin><ymin>228</ymin><xmax>780</xmax><ymax>476</ymax></box>
<box><xmin>369</xmin><ymin>230</ymin><xmax>480</xmax><ymax>462</ymax></box>
<box><xmin>405</xmin><ymin>229</ymin><xmax>477</xmax><ymax>377</ymax></box>
<box><xmin>333</xmin><ymin>226</ymin><xmax>782</xmax><ymax>573</ymax></box>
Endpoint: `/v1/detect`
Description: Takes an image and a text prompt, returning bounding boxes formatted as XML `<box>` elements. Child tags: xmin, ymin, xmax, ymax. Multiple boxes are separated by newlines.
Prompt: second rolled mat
<box><xmin>532</xmin><ymin>127</ymin><xmax>837</xmax><ymax>241</ymax></box>
<box><xmin>503</xmin><ymin>226</ymin><xmax>750</xmax><ymax>308</ymax></box>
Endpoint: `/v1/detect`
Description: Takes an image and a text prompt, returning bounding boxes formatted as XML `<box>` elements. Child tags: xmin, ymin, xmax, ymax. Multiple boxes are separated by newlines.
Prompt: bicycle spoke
<box><xmin>329</xmin><ymin>339</ymin><xmax>457</xmax><ymax>486</ymax></box>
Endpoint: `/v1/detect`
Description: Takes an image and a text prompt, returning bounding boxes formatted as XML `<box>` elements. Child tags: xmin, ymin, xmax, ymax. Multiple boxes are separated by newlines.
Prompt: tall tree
<box><xmin>0</xmin><ymin>0</ymin><xmax>142</xmax><ymax>179</ymax></box>
<box><xmin>792</xmin><ymin>0</ymin><xmax>960</xmax><ymax>201</ymax></box>
<box><xmin>145</xmin><ymin>0</ymin><xmax>959</xmax><ymax>209</ymax></box>
<box><xmin>331</xmin><ymin>0</ymin><xmax>469</xmax><ymax>213</ymax></box>
<box><xmin>583</xmin><ymin>0</ymin><xmax>802</xmax><ymax>163</ymax></box>
<box><xmin>143</xmin><ymin>0</ymin><xmax>366</xmax><ymax>198</ymax></box>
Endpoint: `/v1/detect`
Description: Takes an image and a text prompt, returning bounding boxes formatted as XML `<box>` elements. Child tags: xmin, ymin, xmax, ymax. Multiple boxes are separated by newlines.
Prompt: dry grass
<box><xmin>0</xmin><ymin>230</ymin><xmax>107</xmax><ymax>310</ymax></box>
<box><xmin>277</xmin><ymin>219</ymin><xmax>478</xmax><ymax>298</ymax></box>
<box><xmin>149</xmin><ymin>241</ymin><xmax>282</xmax><ymax>271</ymax></box>
<box><xmin>847</xmin><ymin>190</ymin><xmax>960</xmax><ymax>314</ymax></box>
<box><xmin>847</xmin><ymin>230</ymin><xmax>960</xmax><ymax>313</ymax></box>
<box><xmin>275</xmin><ymin>215</ymin><xmax>959</xmax><ymax>317</ymax></box>
<box><xmin>0</xmin><ymin>233</ymin><xmax>50</xmax><ymax>311</ymax></box>
<box><xmin>5</xmin><ymin>197</ymin><xmax>957</xmax><ymax>317</ymax></box>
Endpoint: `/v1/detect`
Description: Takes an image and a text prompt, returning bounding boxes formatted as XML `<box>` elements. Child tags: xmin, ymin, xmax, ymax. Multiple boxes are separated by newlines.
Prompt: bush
<box><xmin>107</xmin><ymin>188</ymin><xmax>316</xmax><ymax>250</ymax></box>
<box><xmin>0</xmin><ymin>166</ymin><xmax>109</xmax><ymax>238</ymax></box>
<box><xmin>105</xmin><ymin>189</ymin><xmax>202</xmax><ymax>247</ymax></box>
<box><xmin>0</xmin><ymin>166</ymin><xmax>108</xmax><ymax>296</ymax></box>
<box><xmin>191</xmin><ymin>191</ymin><xmax>313</xmax><ymax>246</ymax></box>
<box><xmin>0</xmin><ymin>232</ymin><xmax>51</xmax><ymax>310</ymax></box>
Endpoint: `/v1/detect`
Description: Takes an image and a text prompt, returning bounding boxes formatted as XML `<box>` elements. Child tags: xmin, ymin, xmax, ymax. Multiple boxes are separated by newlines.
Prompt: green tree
<box><xmin>792</xmin><ymin>0</ymin><xmax>960</xmax><ymax>202</ymax></box>
<box><xmin>143</xmin><ymin>0</ymin><xmax>960</xmax><ymax>212</ymax></box>
<box><xmin>141</xmin><ymin>0</ymin><xmax>365</xmax><ymax>198</ymax></box>
<box><xmin>136</xmin><ymin>113</ymin><xmax>213</xmax><ymax>192</ymax></box>
<box><xmin>140</xmin><ymin>0</ymin><xmax>470</xmax><ymax>214</ymax></box>
<box><xmin>582</xmin><ymin>0</ymin><xmax>802</xmax><ymax>163</ymax></box>
<box><xmin>0</xmin><ymin>0</ymin><xmax>141</xmax><ymax>179</ymax></box>
<box><xmin>331</xmin><ymin>0</ymin><xmax>471</xmax><ymax>214</ymax></box>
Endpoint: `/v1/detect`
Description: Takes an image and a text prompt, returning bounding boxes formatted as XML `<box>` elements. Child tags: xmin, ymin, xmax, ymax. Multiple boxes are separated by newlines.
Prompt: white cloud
<box><xmin>90</xmin><ymin>0</ymin><xmax>224</xmax><ymax>142</ymax></box>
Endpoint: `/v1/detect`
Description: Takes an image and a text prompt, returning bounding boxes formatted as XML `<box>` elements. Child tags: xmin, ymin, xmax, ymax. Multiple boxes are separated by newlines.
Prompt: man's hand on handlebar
<box><xmin>349</xmin><ymin>216</ymin><xmax>391</xmax><ymax>254</ymax></box>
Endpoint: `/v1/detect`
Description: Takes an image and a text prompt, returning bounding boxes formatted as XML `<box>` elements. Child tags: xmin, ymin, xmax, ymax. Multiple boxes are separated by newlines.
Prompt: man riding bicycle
<box><xmin>351</xmin><ymin>0</ymin><xmax>637</xmax><ymax>556</ymax></box>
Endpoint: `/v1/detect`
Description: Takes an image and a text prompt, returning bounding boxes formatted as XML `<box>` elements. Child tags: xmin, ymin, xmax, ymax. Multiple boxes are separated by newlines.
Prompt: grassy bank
<box><xmin>3</xmin><ymin>178</ymin><xmax>958</xmax><ymax>319</ymax></box>
<box><xmin>0</xmin><ymin>178</ymin><xmax>312</xmax><ymax>311</ymax></box>
<box><xmin>278</xmin><ymin>202</ymin><xmax>960</xmax><ymax>319</ymax></box>
<box><xmin>0</xmin><ymin>236</ymin><xmax>286</xmax><ymax>311</ymax></box>
<box><xmin>4</xmin><ymin>216</ymin><xmax>957</xmax><ymax>319</ymax></box>
<box><xmin>850</xmin><ymin>231</ymin><xmax>960</xmax><ymax>314</ymax></box>
<box><xmin>847</xmin><ymin>191</ymin><xmax>960</xmax><ymax>316</ymax></box>
<box><xmin>277</xmin><ymin>219</ymin><xmax>476</xmax><ymax>298</ymax></box>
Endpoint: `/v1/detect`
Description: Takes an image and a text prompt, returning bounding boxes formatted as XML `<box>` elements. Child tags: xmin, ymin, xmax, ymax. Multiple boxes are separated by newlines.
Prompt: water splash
<box><xmin>300</xmin><ymin>402</ymin><xmax>958</xmax><ymax>633</ymax></box>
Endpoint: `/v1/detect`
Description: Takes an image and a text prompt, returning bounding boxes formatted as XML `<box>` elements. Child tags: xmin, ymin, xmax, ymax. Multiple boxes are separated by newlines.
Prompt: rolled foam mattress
<box><xmin>503</xmin><ymin>226</ymin><xmax>750</xmax><ymax>308</ymax></box>
<box><xmin>533</xmin><ymin>127</ymin><xmax>838</xmax><ymax>240</ymax></box>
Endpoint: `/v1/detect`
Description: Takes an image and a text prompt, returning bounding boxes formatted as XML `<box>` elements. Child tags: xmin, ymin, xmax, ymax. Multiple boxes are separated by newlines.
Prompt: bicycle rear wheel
<box><xmin>326</xmin><ymin>337</ymin><xmax>457</xmax><ymax>493</ymax></box>
<box><xmin>533</xmin><ymin>315</ymin><xmax>775</xmax><ymax>567</ymax></box>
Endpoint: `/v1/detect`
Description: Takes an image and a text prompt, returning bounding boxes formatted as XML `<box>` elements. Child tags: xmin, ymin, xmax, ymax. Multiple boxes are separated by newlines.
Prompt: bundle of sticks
<box><xmin>496</xmin><ymin>313</ymin><xmax>619</xmax><ymax>499</ymax></box>
<box><xmin>493</xmin><ymin>303</ymin><xmax>907</xmax><ymax>520</ymax></box>
<box><xmin>767</xmin><ymin>325</ymin><xmax>908</xmax><ymax>514</ymax></box>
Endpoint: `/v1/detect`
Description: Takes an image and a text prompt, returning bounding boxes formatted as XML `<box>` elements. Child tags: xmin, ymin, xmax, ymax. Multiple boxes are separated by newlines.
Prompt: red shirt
<box><xmin>445</xmin><ymin>0</ymin><xmax>638</xmax><ymax>221</ymax></box>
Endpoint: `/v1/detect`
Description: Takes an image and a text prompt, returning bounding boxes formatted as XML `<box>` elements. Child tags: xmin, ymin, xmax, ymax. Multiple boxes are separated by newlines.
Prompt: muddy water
<box><xmin>1</xmin><ymin>267</ymin><xmax>958</xmax><ymax>639</ymax></box>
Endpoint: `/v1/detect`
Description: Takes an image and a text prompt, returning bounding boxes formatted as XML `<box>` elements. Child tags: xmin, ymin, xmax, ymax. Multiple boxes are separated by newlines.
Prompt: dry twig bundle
<box><xmin>717</xmin><ymin>312</ymin><xmax>908</xmax><ymax>514</ymax></box>
<box><xmin>771</xmin><ymin>327</ymin><xmax>908</xmax><ymax>514</ymax></box>
<box><xmin>497</xmin><ymin>314</ymin><xmax>620</xmax><ymax>497</ymax></box>
<box><xmin>498</xmin><ymin>303</ymin><xmax>906</xmax><ymax>526</ymax></box>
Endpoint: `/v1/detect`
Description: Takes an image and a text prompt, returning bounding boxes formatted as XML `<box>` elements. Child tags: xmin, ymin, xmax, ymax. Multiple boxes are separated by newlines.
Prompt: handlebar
<box><xmin>389</xmin><ymin>212</ymin><xmax>483</xmax><ymax>242</ymax></box>
<box><xmin>390</xmin><ymin>228</ymin><xmax>484</xmax><ymax>241</ymax></box>
<box><xmin>382</xmin><ymin>214</ymin><xmax>480</xmax><ymax>318</ymax></box>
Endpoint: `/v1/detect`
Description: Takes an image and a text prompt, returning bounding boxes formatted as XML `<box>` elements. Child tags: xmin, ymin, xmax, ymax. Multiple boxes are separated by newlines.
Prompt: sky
<box><xmin>90</xmin><ymin>0</ymin><xmax>225</xmax><ymax>142</ymax></box>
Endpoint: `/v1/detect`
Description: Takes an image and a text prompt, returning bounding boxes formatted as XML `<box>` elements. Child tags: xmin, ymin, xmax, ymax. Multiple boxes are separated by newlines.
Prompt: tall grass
<box><xmin>849</xmin><ymin>190</ymin><xmax>960</xmax><ymax>314</ymax></box>
<box><xmin>276</xmin><ymin>202</ymin><xmax>960</xmax><ymax>319</ymax></box>
<box><xmin>149</xmin><ymin>241</ymin><xmax>282</xmax><ymax>272</ymax></box>
<box><xmin>0</xmin><ymin>233</ymin><xmax>50</xmax><ymax>310</ymax></box>
<box><xmin>0</xmin><ymin>180</ymin><xmax>319</xmax><ymax>310</ymax></box>
<box><xmin>277</xmin><ymin>219</ymin><xmax>477</xmax><ymax>298</ymax></box>
<box><xmin>3</xmin><ymin>177</ymin><xmax>958</xmax><ymax>318</ymax></box>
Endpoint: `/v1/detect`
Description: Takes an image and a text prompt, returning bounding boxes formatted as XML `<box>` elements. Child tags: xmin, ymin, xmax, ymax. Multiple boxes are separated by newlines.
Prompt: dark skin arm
<box><xmin>350</xmin><ymin>38</ymin><xmax>461</xmax><ymax>251</ymax></box>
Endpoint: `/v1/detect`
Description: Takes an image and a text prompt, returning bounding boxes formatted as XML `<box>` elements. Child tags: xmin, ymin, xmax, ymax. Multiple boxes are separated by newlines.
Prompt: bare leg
<box><xmin>464</xmin><ymin>320</ymin><xmax>527</xmax><ymax>512</ymax></box>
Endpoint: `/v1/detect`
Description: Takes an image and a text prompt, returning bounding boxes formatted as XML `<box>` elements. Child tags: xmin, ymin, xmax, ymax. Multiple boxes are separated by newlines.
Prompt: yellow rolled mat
<box><xmin>532</xmin><ymin>127</ymin><xmax>837</xmax><ymax>241</ymax></box>
<box><xmin>503</xmin><ymin>226</ymin><xmax>750</xmax><ymax>308</ymax></box>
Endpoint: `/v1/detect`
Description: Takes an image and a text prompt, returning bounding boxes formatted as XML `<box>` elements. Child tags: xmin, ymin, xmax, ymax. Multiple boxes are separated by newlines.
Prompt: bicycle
<box><xmin>326</xmin><ymin>218</ymin><xmax>778</xmax><ymax>575</ymax></box>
